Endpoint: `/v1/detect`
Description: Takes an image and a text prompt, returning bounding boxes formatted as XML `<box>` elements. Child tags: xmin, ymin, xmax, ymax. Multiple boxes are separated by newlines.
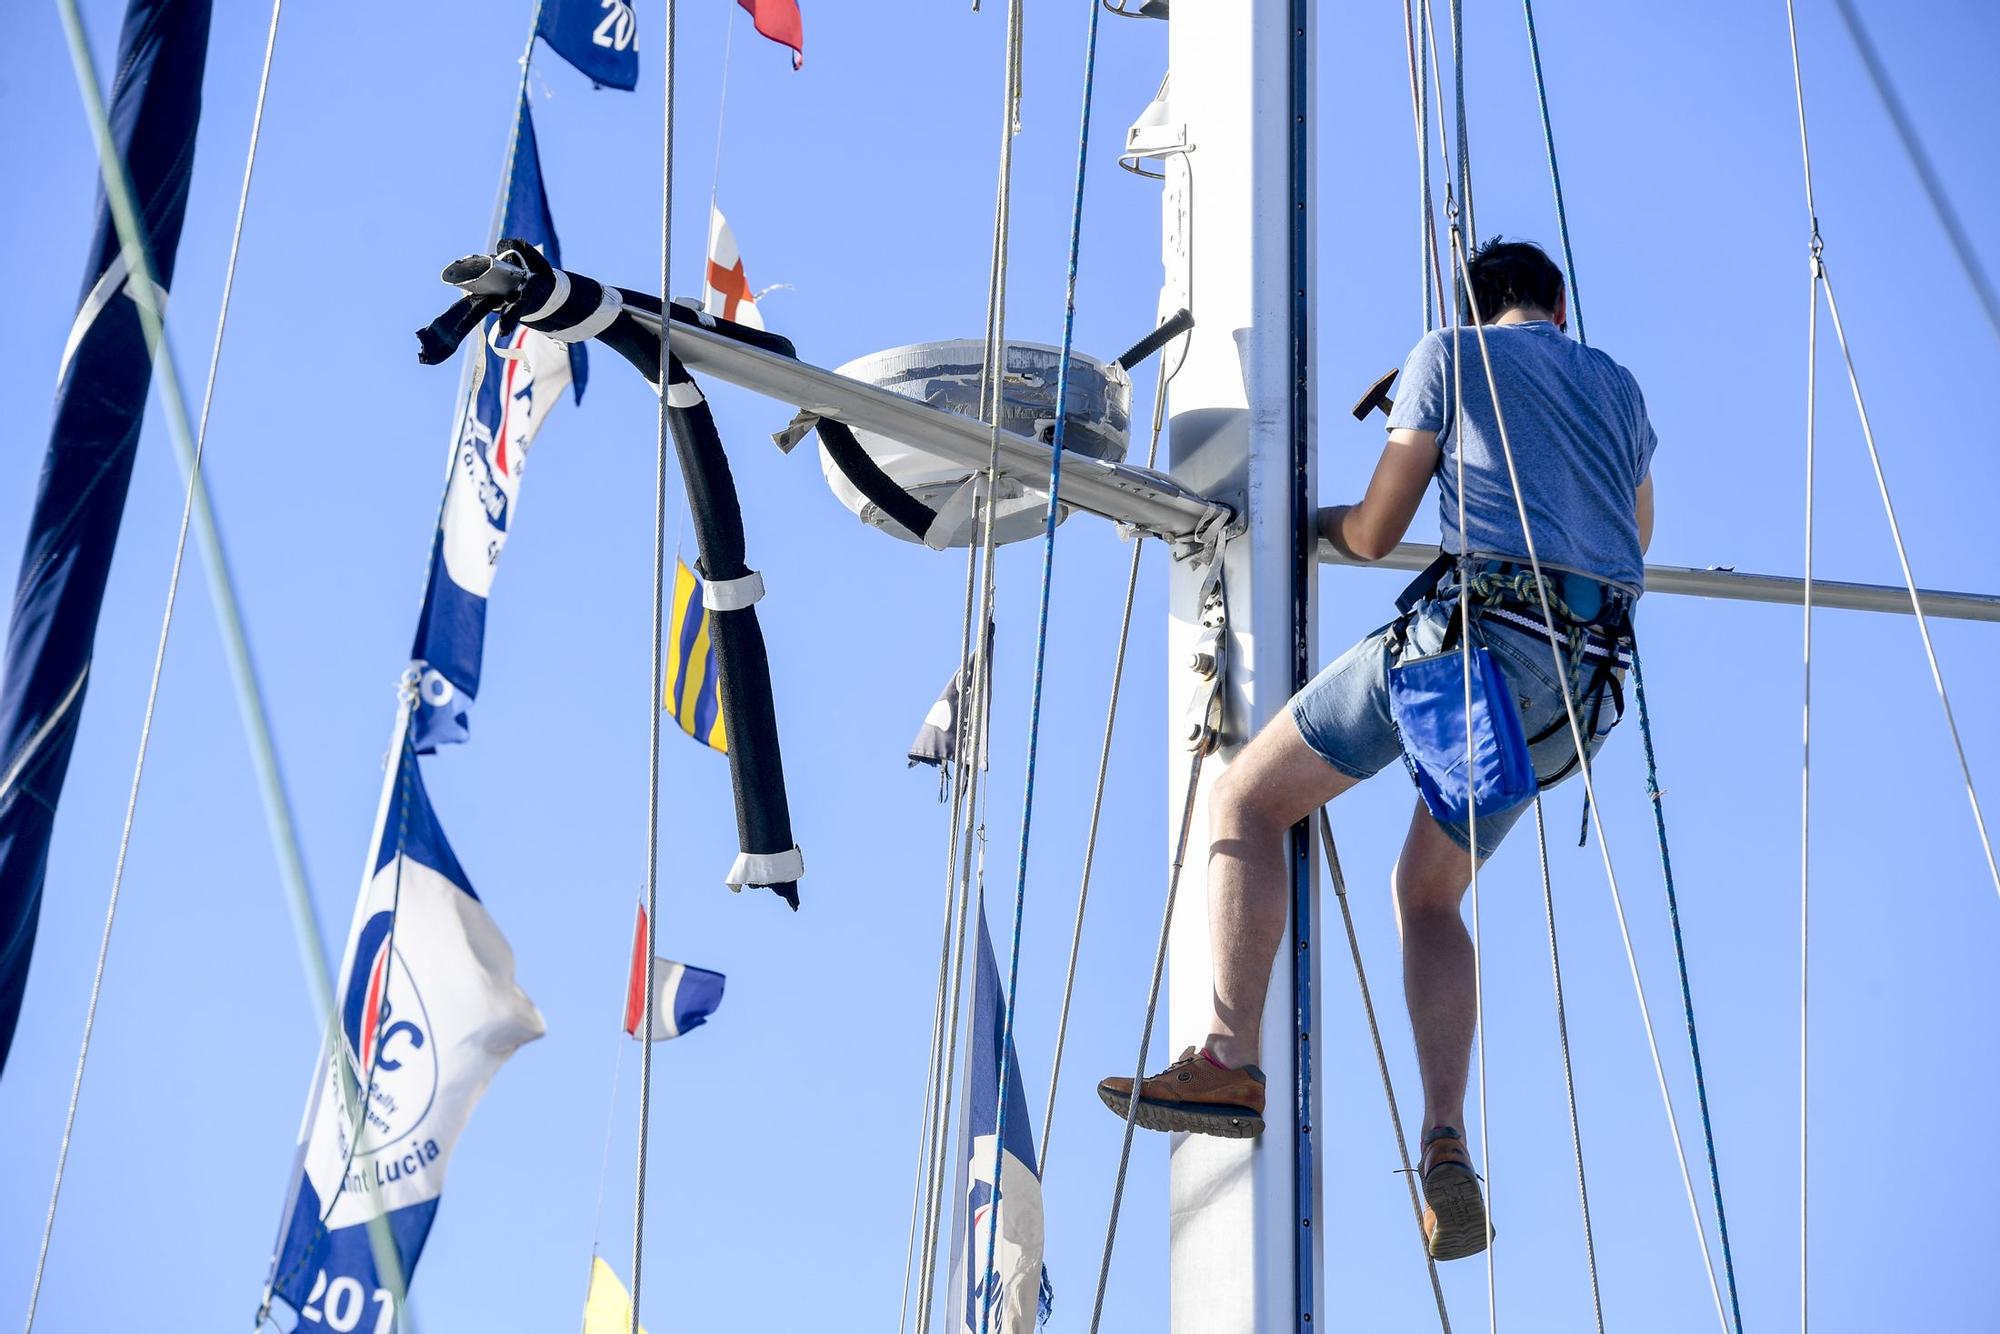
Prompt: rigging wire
<box><xmin>1447</xmin><ymin>222</ymin><xmax>1733</xmax><ymax>1334</ymax></box>
<box><xmin>1445</xmin><ymin>0</ymin><xmax>1477</xmax><ymax>247</ymax></box>
<box><xmin>1826</xmin><ymin>0</ymin><xmax>2000</xmax><ymax>349</ymax></box>
<box><xmin>630</xmin><ymin>2</ymin><xmax>677</xmax><ymax>1329</ymax></box>
<box><xmin>1320</xmin><ymin>811</ymin><xmax>1455</xmax><ymax>1334</ymax></box>
<box><xmin>1514</xmin><ymin>7</ymin><xmax>1746</xmax><ymax>1323</ymax></box>
<box><xmin>914</xmin><ymin>12</ymin><xmax>1025</xmax><ymax>1329</ymax></box>
<box><xmin>1401</xmin><ymin>0</ymin><xmax>1442</xmax><ymax>331</ymax></box>
<box><xmin>1035</xmin><ymin>321</ymin><xmax>1185</xmax><ymax>1170</ymax></box>
<box><xmin>1531</xmin><ymin>801</ymin><xmax>1605</xmax><ymax>1334</ymax></box>
<box><xmin>976</xmin><ymin>0</ymin><xmax>1106</xmax><ymax>1326</ymax></box>
<box><xmin>1443</xmin><ymin>199</ymin><xmax>1497</xmax><ymax>1334</ymax></box>
<box><xmin>28</xmin><ymin>2</ymin><xmax>389</xmax><ymax>1327</ymax></box>
<box><xmin>1798</xmin><ymin>237</ymin><xmax>1819</xmax><ymax>1334</ymax></box>
<box><xmin>1087</xmin><ymin>748</ymin><xmax>1207</xmax><ymax>1334</ymax></box>
<box><xmin>1781</xmin><ymin>0</ymin><xmax>2000</xmax><ymax>903</ymax></box>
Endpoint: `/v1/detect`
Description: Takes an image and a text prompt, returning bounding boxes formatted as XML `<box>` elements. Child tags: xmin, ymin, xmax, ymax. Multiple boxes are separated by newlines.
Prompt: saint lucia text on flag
<box><xmin>261</xmin><ymin>742</ymin><xmax>543</xmax><ymax>1330</ymax></box>
<box><xmin>703</xmin><ymin>206</ymin><xmax>766</xmax><ymax>332</ymax></box>
<box><xmin>410</xmin><ymin>95</ymin><xmax>585</xmax><ymax>751</ymax></box>
<box><xmin>947</xmin><ymin>909</ymin><xmax>1051</xmax><ymax>1334</ymax></box>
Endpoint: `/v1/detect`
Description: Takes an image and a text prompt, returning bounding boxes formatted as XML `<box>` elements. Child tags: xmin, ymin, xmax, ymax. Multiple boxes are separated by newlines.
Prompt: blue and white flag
<box><xmin>260</xmin><ymin>731</ymin><xmax>543</xmax><ymax>1330</ymax></box>
<box><xmin>410</xmin><ymin>95</ymin><xmax>583</xmax><ymax>751</ymax></box>
<box><xmin>537</xmin><ymin>0</ymin><xmax>639</xmax><ymax>90</ymax></box>
<box><xmin>948</xmin><ymin>908</ymin><xmax>1051</xmax><ymax>1334</ymax></box>
<box><xmin>0</xmin><ymin>0</ymin><xmax>212</xmax><ymax>1075</ymax></box>
<box><xmin>622</xmin><ymin>903</ymin><xmax>724</xmax><ymax>1041</ymax></box>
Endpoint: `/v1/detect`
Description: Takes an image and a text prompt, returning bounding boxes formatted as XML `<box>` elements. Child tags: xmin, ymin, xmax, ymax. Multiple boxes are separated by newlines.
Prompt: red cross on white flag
<box><xmin>703</xmin><ymin>205</ymin><xmax>765</xmax><ymax>332</ymax></box>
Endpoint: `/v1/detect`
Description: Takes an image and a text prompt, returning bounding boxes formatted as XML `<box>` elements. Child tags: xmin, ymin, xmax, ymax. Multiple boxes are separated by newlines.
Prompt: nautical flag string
<box><xmin>259</xmin><ymin>729</ymin><xmax>544</xmax><ymax>1329</ymax></box>
<box><xmin>409</xmin><ymin>93</ymin><xmax>582</xmax><ymax>751</ymax></box>
<box><xmin>737</xmin><ymin>0</ymin><xmax>804</xmax><ymax>69</ymax></box>
<box><xmin>536</xmin><ymin>0</ymin><xmax>640</xmax><ymax>90</ymax></box>
<box><xmin>908</xmin><ymin>621</ymin><xmax>994</xmax><ymax>792</ymax></box>
<box><xmin>622</xmin><ymin>904</ymin><xmax>725</xmax><ymax>1041</ymax></box>
<box><xmin>703</xmin><ymin>205</ymin><xmax>766</xmax><ymax>331</ymax></box>
<box><xmin>663</xmin><ymin>556</ymin><xmax>728</xmax><ymax>753</ymax></box>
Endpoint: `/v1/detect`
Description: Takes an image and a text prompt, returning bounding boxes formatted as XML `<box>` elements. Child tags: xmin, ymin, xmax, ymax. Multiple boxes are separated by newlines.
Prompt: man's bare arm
<box><xmin>1318</xmin><ymin>427</ymin><xmax>1441</xmax><ymax>561</ymax></box>
<box><xmin>1636</xmin><ymin>474</ymin><xmax>1655</xmax><ymax>555</ymax></box>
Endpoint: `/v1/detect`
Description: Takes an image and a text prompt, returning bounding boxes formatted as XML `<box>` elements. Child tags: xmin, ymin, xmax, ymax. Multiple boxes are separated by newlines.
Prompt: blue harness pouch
<box><xmin>1388</xmin><ymin>631</ymin><xmax>1538</xmax><ymax>828</ymax></box>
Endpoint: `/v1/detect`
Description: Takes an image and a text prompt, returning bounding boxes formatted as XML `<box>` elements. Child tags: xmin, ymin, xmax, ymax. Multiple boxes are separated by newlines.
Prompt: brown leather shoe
<box><xmin>1096</xmin><ymin>1046</ymin><xmax>1266</xmax><ymax>1138</ymax></box>
<box><xmin>1419</xmin><ymin>1126</ymin><xmax>1492</xmax><ymax>1261</ymax></box>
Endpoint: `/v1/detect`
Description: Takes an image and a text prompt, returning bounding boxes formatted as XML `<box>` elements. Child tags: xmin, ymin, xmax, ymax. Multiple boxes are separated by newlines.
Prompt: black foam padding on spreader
<box><xmin>657</xmin><ymin>355</ymin><xmax>799</xmax><ymax>907</ymax></box>
<box><xmin>815</xmin><ymin>419</ymin><xmax>939</xmax><ymax>541</ymax></box>
<box><xmin>416</xmin><ymin>259</ymin><xmax>802</xmax><ymax>908</ymax></box>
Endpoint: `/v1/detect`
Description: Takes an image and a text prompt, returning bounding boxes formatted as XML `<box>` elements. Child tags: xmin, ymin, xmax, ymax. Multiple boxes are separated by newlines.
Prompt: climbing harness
<box><xmin>1447</xmin><ymin>219</ymin><xmax>1733</xmax><ymax>1334</ymax></box>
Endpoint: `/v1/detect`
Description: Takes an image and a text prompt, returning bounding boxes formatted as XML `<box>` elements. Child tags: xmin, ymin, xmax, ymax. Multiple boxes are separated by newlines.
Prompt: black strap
<box><xmin>1395</xmin><ymin>551</ymin><xmax>1455</xmax><ymax>616</ymax></box>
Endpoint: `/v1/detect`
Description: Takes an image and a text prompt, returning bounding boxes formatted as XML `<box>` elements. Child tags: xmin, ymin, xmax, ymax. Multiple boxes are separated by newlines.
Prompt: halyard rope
<box><xmin>28</xmin><ymin>2</ymin><xmax>359</xmax><ymax>1327</ymax></box>
<box><xmin>1087</xmin><ymin>748</ymin><xmax>1206</xmax><ymax>1334</ymax></box>
<box><xmin>914</xmin><ymin>10</ymin><xmax>1025</xmax><ymax>1329</ymax></box>
<box><xmin>1321</xmin><ymin>811</ymin><xmax>1454</xmax><ymax>1333</ymax></box>
<box><xmin>977</xmin><ymin>0</ymin><xmax>1105</xmax><ymax>1327</ymax></box>
<box><xmin>1447</xmin><ymin>222</ymin><xmax>1732</xmax><ymax>1333</ymax></box>
<box><xmin>1516</xmin><ymin>10</ymin><xmax>1744</xmax><ymax>1324</ymax></box>
<box><xmin>1531</xmin><ymin>800</ymin><xmax>1604</xmax><ymax>1333</ymax></box>
<box><xmin>630</xmin><ymin>1</ymin><xmax>676</xmax><ymax>1328</ymax></box>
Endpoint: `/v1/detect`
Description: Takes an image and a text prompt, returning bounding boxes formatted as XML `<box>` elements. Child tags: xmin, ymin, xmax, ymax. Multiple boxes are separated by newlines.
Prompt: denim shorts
<box><xmin>1288</xmin><ymin>596</ymin><xmax>1623</xmax><ymax>858</ymax></box>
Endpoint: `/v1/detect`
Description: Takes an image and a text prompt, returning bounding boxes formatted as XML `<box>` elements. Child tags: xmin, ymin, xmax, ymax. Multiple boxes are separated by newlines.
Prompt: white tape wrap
<box><xmin>666</xmin><ymin>380</ymin><xmax>706</xmax><ymax>409</ymax></box>
<box><xmin>519</xmin><ymin>269</ymin><xmax>573</xmax><ymax>323</ymax></box>
<box><xmin>541</xmin><ymin>285</ymin><xmax>624</xmax><ymax>343</ymax></box>
<box><xmin>701</xmin><ymin>569</ymin><xmax>765</xmax><ymax>612</ymax></box>
<box><xmin>724</xmin><ymin>847</ymin><xmax>805</xmax><ymax>888</ymax></box>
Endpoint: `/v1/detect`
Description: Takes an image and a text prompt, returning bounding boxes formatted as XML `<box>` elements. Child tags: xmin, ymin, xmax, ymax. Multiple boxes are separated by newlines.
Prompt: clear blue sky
<box><xmin>3</xmin><ymin>1</ymin><xmax>1997</xmax><ymax>1330</ymax></box>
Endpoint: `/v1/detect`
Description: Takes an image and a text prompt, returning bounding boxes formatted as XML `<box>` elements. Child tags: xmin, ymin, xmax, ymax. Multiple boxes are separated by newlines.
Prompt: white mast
<box><xmin>1163</xmin><ymin>3</ymin><xmax>1319</xmax><ymax>1330</ymax></box>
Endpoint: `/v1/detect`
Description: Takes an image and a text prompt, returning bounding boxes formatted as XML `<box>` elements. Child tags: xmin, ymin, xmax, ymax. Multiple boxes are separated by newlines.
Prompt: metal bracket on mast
<box><xmin>1182</xmin><ymin>563</ymin><xmax>1228</xmax><ymax>754</ymax></box>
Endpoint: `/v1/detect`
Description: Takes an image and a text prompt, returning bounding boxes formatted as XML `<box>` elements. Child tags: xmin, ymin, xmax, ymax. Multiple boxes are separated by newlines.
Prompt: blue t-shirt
<box><xmin>1384</xmin><ymin>321</ymin><xmax>1657</xmax><ymax>593</ymax></box>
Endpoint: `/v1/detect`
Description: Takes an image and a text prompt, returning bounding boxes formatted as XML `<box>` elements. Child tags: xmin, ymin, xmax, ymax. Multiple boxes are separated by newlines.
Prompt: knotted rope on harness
<box><xmin>418</xmin><ymin>244</ymin><xmax>805</xmax><ymax>907</ymax></box>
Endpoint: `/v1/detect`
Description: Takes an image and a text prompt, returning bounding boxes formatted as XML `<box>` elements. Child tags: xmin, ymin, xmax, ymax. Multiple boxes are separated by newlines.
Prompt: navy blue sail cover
<box><xmin>0</xmin><ymin>0</ymin><xmax>212</xmax><ymax>1075</ymax></box>
<box><xmin>536</xmin><ymin>0</ymin><xmax>639</xmax><ymax>90</ymax></box>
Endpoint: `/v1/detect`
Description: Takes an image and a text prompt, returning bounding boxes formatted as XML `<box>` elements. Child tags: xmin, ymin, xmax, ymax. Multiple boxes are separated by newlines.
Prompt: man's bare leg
<box><xmin>1390</xmin><ymin>801</ymin><xmax>1481</xmax><ymax>1134</ymax></box>
<box><xmin>1202</xmin><ymin>714</ymin><xmax>1359</xmax><ymax>1069</ymax></box>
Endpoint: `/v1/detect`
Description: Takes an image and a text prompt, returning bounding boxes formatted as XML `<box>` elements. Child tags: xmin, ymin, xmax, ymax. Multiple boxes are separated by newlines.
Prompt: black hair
<box><xmin>1462</xmin><ymin>237</ymin><xmax>1565</xmax><ymax>324</ymax></box>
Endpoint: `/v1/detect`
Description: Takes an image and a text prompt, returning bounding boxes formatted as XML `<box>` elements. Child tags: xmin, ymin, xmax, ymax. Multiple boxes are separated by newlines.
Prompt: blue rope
<box><xmin>1521</xmin><ymin>9</ymin><xmax>1742</xmax><ymax>1326</ymax></box>
<box><xmin>1631</xmin><ymin>648</ymin><xmax>1745</xmax><ymax>1334</ymax></box>
<box><xmin>978</xmin><ymin>2</ymin><xmax>1103</xmax><ymax>1330</ymax></box>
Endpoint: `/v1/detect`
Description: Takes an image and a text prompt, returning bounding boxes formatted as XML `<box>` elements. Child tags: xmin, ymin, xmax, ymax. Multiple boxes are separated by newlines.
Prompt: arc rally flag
<box><xmin>537</xmin><ymin>0</ymin><xmax>639</xmax><ymax>90</ymax></box>
<box><xmin>0</xmin><ymin>0</ymin><xmax>211</xmax><ymax>1074</ymax></box>
<box><xmin>623</xmin><ymin>904</ymin><xmax>725</xmax><ymax>1041</ymax></box>
<box><xmin>664</xmin><ymin>557</ymin><xmax>727</xmax><ymax>752</ymax></box>
<box><xmin>259</xmin><ymin>737</ymin><xmax>544</xmax><ymax>1329</ymax></box>
<box><xmin>948</xmin><ymin>907</ymin><xmax>1052</xmax><ymax>1334</ymax></box>
<box><xmin>737</xmin><ymin>0</ymin><xmax>804</xmax><ymax>69</ymax></box>
<box><xmin>703</xmin><ymin>206</ymin><xmax>765</xmax><ymax>332</ymax></box>
<box><xmin>410</xmin><ymin>94</ymin><xmax>583</xmax><ymax>751</ymax></box>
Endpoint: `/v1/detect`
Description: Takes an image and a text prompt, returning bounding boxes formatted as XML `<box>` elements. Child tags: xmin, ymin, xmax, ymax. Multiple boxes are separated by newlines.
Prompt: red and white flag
<box><xmin>737</xmin><ymin>0</ymin><xmax>803</xmax><ymax>70</ymax></box>
<box><xmin>622</xmin><ymin>904</ymin><xmax>725</xmax><ymax>1042</ymax></box>
<box><xmin>704</xmin><ymin>205</ymin><xmax>766</xmax><ymax>331</ymax></box>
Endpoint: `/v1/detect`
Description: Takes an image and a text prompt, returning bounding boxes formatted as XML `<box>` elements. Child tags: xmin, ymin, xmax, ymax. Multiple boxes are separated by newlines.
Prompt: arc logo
<box><xmin>338</xmin><ymin>910</ymin><xmax>439</xmax><ymax>1152</ymax></box>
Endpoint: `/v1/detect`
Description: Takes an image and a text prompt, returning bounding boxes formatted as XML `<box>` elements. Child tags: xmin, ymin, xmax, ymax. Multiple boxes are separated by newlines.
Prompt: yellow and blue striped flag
<box><xmin>663</xmin><ymin>557</ymin><xmax>728</xmax><ymax>753</ymax></box>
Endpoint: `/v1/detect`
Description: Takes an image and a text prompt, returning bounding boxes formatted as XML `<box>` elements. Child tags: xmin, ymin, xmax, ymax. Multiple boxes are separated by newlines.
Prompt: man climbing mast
<box><xmin>1100</xmin><ymin>239</ymin><xmax>1657</xmax><ymax>1263</ymax></box>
